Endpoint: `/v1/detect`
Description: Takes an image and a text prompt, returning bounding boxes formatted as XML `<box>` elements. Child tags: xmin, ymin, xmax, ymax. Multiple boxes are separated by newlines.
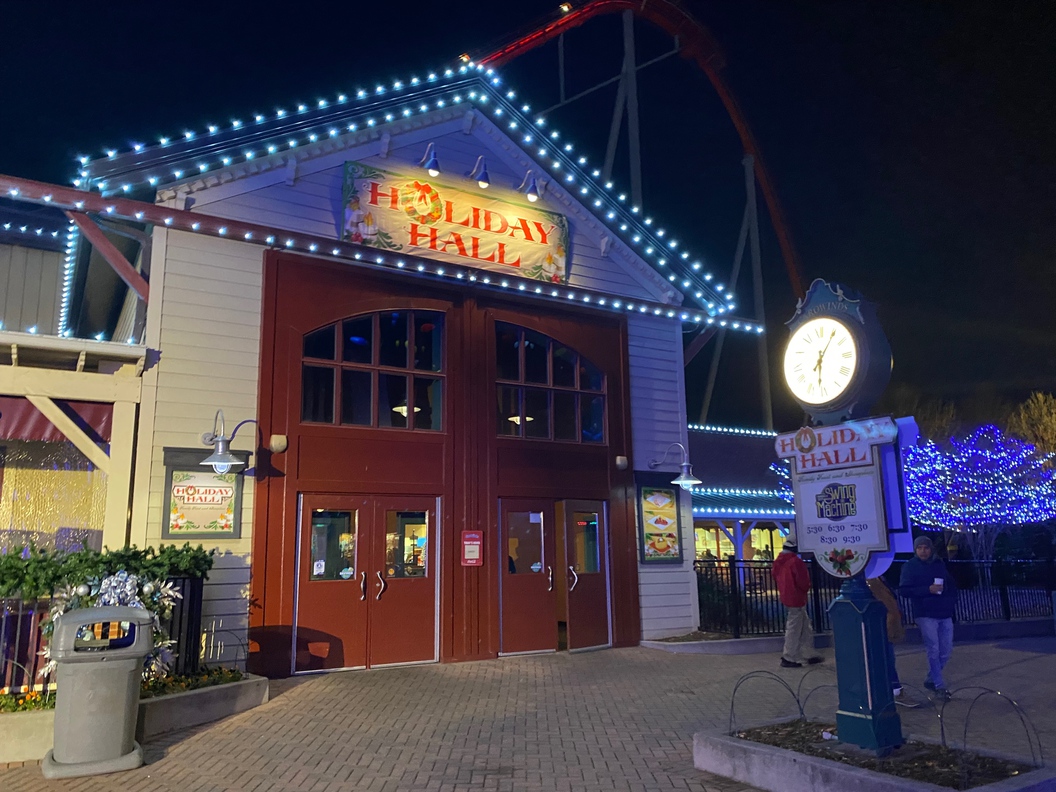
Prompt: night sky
<box><xmin>2</xmin><ymin>1</ymin><xmax>1052</xmax><ymax>431</ymax></box>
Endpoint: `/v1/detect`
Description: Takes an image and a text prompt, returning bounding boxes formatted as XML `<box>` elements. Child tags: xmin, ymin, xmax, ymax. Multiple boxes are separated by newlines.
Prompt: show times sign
<box><xmin>776</xmin><ymin>418</ymin><xmax>899</xmax><ymax>578</ymax></box>
<box><xmin>342</xmin><ymin>161</ymin><xmax>571</xmax><ymax>283</ymax></box>
<box><xmin>792</xmin><ymin>461</ymin><xmax>889</xmax><ymax>577</ymax></box>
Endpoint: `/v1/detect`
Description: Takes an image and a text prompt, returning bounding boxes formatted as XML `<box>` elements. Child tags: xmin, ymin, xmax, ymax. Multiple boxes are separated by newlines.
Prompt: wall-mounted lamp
<box><xmin>517</xmin><ymin>170</ymin><xmax>539</xmax><ymax>202</ymax></box>
<box><xmin>420</xmin><ymin>142</ymin><xmax>440</xmax><ymax>177</ymax></box>
<box><xmin>647</xmin><ymin>442</ymin><xmax>701</xmax><ymax>491</ymax></box>
<box><xmin>468</xmin><ymin>156</ymin><xmax>490</xmax><ymax>189</ymax></box>
<box><xmin>201</xmin><ymin>409</ymin><xmax>255</xmax><ymax>474</ymax></box>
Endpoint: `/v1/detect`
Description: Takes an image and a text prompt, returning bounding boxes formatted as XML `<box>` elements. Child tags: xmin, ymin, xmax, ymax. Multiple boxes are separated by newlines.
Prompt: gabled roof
<box><xmin>74</xmin><ymin>62</ymin><xmax>739</xmax><ymax>317</ymax></box>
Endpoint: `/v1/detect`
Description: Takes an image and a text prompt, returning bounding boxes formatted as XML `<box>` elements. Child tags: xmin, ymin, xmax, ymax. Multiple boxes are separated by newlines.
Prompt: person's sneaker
<box><xmin>892</xmin><ymin>686</ymin><xmax>903</xmax><ymax>698</ymax></box>
<box><xmin>780</xmin><ymin>658</ymin><xmax>803</xmax><ymax>668</ymax></box>
<box><xmin>923</xmin><ymin>680</ymin><xmax>937</xmax><ymax>692</ymax></box>
<box><xmin>806</xmin><ymin>656</ymin><xmax>824</xmax><ymax>665</ymax></box>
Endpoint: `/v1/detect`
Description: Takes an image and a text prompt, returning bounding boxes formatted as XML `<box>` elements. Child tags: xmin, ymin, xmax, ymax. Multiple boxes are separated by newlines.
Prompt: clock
<box><xmin>782</xmin><ymin>316</ymin><xmax>859</xmax><ymax>406</ymax></box>
<box><xmin>783</xmin><ymin>280</ymin><xmax>891</xmax><ymax>425</ymax></box>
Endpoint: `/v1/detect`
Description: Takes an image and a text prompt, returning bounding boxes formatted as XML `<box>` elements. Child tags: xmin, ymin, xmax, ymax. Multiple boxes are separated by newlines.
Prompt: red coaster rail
<box><xmin>477</xmin><ymin>0</ymin><xmax>805</xmax><ymax>298</ymax></box>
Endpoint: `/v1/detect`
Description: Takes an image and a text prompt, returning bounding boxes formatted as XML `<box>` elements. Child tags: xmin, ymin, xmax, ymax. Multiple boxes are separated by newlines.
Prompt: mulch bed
<box><xmin>736</xmin><ymin>719</ymin><xmax>1033</xmax><ymax>790</ymax></box>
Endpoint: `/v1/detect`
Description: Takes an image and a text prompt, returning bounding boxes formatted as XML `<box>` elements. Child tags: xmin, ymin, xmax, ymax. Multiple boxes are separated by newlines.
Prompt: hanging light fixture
<box><xmin>468</xmin><ymin>156</ymin><xmax>490</xmax><ymax>189</ymax></box>
<box><xmin>508</xmin><ymin>415</ymin><xmax>535</xmax><ymax>424</ymax></box>
<box><xmin>392</xmin><ymin>402</ymin><xmax>422</xmax><ymax>417</ymax></box>
<box><xmin>419</xmin><ymin>142</ymin><xmax>440</xmax><ymax>177</ymax></box>
<box><xmin>648</xmin><ymin>442</ymin><xmax>702</xmax><ymax>491</ymax></box>
<box><xmin>516</xmin><ymin>170</ymin><xmax>539</xmax><ymax>202</ymax></box>
<box><xmin>200</xmin><ymin>409</ymin><xmax>255</xmax><ymax>474</ymax></box>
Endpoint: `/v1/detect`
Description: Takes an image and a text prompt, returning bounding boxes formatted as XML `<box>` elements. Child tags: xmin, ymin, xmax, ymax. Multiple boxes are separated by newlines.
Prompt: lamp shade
<box><xmin>201</xmin><ymin>436</ymin><xmax>245</xmax><ymax>475</ymax></box>
<box><xmin>671</xmin><ymin>462</ymin><xmax>701</xmax><ymax>491</ymax></box>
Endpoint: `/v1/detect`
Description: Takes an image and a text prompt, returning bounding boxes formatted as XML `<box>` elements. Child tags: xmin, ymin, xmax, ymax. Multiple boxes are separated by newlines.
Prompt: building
<box><xmin>0</xmin><ymin>62</ymin><xmax>765</xmax><ymax>675</ymax></box>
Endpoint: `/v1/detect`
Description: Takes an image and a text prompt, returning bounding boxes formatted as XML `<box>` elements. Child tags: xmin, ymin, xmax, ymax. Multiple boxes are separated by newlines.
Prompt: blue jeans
<box><xmin>916</xmin><ymin>616</ymin><xmax>953</xmax><ymax>689</ymax></box>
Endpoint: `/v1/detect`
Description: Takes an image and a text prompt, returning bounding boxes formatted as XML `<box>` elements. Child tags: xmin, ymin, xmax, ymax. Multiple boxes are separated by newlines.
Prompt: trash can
<box><xmin>41</xmin><ymin>605</ymin><xmax>155</xmax><ymax>779</ymax></box>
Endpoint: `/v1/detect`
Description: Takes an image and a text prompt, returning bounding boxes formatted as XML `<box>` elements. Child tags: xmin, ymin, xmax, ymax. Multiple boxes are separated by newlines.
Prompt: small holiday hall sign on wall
<box><xmin>341</xmin><ymin>161</ymin><xmax>571</xmax><ymax>283</ymax></box>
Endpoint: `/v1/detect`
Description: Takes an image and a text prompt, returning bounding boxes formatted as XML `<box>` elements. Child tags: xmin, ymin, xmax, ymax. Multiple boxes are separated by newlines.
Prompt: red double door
<box><xmin>500</xmin><ymin>499</ymin><xmax>611</xmax><ymax>654</ymax></box>
<box><xmin>293</xmin><ymin>493</ymin><xmax>437</xmax><ymax>672</ymax></box>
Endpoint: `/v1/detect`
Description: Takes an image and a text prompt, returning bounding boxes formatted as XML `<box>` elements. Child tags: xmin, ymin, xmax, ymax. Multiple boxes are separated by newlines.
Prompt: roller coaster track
<box><xmin>477</xmin><ymin>0</ymin><xmax>805</xmax><ymax>297</ymax></box>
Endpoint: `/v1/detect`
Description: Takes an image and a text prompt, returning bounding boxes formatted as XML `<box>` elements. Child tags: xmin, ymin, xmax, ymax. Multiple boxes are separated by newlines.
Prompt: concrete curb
<box><xmin>642</xmin><ymin>634</ymin><xmax>832</xmax><ymax>655</ymax></box>
<box><xmin>136</xmin><ymin>673</ymin><xmax>269</xmax><ymax>742</ymax></box>
<box><xmin>0</xmin><ymin>709</ymin><xmax>55</xmax><ymax>764</ymax></box>
<box><xmin>0</xmin><ymin>675</ymin><xmax>270</xmax><ymax>764</ymax></box>
<box><xmin>693</xmin><ymin>726</ymin><xmax>1056</xmax><ymax>792</ymax></box>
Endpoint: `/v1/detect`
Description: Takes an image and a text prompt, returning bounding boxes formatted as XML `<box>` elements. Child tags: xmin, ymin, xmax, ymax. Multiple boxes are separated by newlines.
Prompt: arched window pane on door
<box><xmin>494</xmin><ymin>322</ymin><xmax>606</xmax><ymax>444</ymax></box>
<box><xmin>302</xmin><ymin>310</ymin><xmax>445</xmax><ymax>431</ymax></box>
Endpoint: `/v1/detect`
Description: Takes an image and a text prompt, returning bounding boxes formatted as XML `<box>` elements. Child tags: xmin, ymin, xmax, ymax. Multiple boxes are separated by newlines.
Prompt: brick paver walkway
<box><xmin>3</xmin><ymin>636</ymin><xmax>1054</xmax><ymax>791</ymax></box>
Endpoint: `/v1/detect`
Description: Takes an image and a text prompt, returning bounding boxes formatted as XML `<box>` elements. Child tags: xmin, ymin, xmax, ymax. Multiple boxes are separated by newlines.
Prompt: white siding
<box><xmin>0</xmin><ymin>244</ymin><xmax>62</xmax><ymax>334</ymax></box>
<box><xmin>130</xmin><ymin>228</ymin><xmax>262</xmax><ymax>667</ymax></box>
<box><xmin>627</xmin><ymin>313</ymin><xmax>699</xmax><ymax>639</ymax></box>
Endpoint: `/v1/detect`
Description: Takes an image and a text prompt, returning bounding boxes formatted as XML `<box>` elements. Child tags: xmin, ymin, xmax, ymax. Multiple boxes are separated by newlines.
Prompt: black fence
<box><xmin>1</xmin><ymin>576</ymin><xmax>206</xmax><ymax>691</ymax></box>
<box><xmin>695</xmin><ymin>559</ymin><xmax>1056</xmax><ymax>638</ymax></box>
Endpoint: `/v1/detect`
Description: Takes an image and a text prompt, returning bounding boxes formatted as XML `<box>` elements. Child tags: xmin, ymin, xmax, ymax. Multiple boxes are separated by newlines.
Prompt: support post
<box><xmin>558</xmin><ymin>32</ymin><xmax>566</xmax><ymax>104</ymax></box>
<box><xmin>102</xmin><ymin>399</ymin><xmax>137</xmax><ymax>549</ymax></box>
<box><xmin>743</xmin><ymin>155</ymin><xmax>773</xmax><ymax>431</ymax></box>
<box><xmin>829</xmin><ymin>574</ymin><xmax>903</xmax><ymax>755</ymax></box>
<box><xmin>622</xmin><ymin>10</ymin><xmax>643</xmax><ymax>207</ymax></box>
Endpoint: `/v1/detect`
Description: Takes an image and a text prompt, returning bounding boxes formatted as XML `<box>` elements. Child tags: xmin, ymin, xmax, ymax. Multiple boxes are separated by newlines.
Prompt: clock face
<box><xmin>783</xmin><ymin>317</ymin><xmax>859</xmax><ymax>406</ymax></box>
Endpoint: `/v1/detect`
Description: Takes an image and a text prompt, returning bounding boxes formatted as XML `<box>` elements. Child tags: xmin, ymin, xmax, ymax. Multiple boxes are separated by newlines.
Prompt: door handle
<box><xmin>547</xmin><ymin>565</ymin><xmax>554</xmax><ymax>592</ymax></box>
<box><xmin>375</xmin><ymin>570</ymin><xmax>388</xmax><ymax>600</ymax></box>
<box><xmin>569</xmin><ymin>566</ymin><xmax>579</xmax><ymax>593</ymax></box>
<box><xmin>359</xmin><ymin>571</ymin><xmax>367</xmax><ymax>601</ymax></box>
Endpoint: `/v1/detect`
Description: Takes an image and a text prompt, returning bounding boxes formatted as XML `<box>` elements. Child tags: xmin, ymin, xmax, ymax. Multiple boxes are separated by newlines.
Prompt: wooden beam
<box><xmin>24</xmin><ymin>394</ymin><xmax>110</xmax><ymax>474</ymax></box>
<box><xmin>684</xmin><ymin>326</ymin><xmax>717</xmax><ymax>367</ymax></box>
<box><xmin>0</xmin><ymin>365</ymin><xmax>142</xmax><ymax>403</ymax></box>
<box><xmin>66</xmin><ymin>211</ymin><xmax>150</xmax><ymax>303</ymax></box>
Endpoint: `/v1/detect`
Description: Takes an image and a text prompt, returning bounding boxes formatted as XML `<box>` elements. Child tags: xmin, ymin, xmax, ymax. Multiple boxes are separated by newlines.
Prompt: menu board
<box><xmin>638</xmin><ymin>486</ymin><xmax>683</xmax><ymax>564</ymax></box>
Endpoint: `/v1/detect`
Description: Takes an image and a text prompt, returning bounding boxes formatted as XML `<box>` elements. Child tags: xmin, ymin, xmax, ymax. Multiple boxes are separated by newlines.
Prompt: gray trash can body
<box><xmin>41</xmin><ymin>605</ymin><xmax>155</xmax><ymax>779</ymax></box>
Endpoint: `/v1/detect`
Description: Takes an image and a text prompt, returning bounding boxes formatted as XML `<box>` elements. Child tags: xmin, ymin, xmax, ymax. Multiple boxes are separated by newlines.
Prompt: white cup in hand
<box><xmin>933</xmin><ymin>577</ymin><xmax>944</xmax><ymax>593</ymax></box>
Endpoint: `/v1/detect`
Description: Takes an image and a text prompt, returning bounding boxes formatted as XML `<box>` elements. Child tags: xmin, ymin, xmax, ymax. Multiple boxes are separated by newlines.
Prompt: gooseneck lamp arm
<box><xmin>647</xmin><ymin>442</ymin><xmax>702</xmax><ymax>491</ymax></box>
<box><xmin>200</xmin><ymin>409</ymin><xmax>256</xmax><ymax>474</ymax></box>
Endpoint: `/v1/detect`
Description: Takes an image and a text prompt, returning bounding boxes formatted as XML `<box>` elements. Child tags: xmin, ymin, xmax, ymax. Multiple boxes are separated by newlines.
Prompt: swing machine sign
<box><xmin>775</xmin><ymin>418</ymin><xmax>897</xmax><ymax>577</ymax></box>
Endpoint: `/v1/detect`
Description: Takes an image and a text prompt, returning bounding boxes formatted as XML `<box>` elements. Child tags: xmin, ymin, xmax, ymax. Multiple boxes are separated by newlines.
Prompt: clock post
<box><xmin>777</xmin><ymin>280</ymin><xmax>913</xmax><ymax>756</ymax></box>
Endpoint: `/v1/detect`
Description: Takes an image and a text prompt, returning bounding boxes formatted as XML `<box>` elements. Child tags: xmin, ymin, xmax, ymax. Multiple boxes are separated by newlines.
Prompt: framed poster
<box><xmin>162</xmin><ymin>448</ymin><xmax>250</xmax><ymax>539</ymax></box>
<box><xmin>636</xmin><ymin>478</ymin><xmax>684</xmax><ymax>565</ymax></box>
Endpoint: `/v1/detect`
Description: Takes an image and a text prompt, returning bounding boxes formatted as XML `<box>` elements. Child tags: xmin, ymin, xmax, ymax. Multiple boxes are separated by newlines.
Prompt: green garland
<box><xmin>0</xmin><ymin>544</ymin><xmax>215</xmax><ymax>599</ymax></box>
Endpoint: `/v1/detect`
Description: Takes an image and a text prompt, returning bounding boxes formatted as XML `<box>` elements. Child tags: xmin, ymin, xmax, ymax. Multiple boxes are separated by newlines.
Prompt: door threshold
<box><xmin>292</xmin><ymin>664</ymin><xmax>368</xmax><ymax>676</ymax></box>
<box><xmin>498</xmin><ymin>649</ymin><xmax>558</xmax><ymax>657</ymax></box>
<box><xmin>568</xmin><ymin>643</ymin><xmax>611</xmax><ymax>654</ymax></box>
<box><xmin>368</xmin><ymin>657</ymin><xmax>439</xmax><ymax>669</ymax></box>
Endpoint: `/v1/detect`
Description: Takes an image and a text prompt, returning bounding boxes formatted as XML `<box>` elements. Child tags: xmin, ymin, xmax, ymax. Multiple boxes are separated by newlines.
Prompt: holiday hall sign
<box><xmin>342</xmin><ymin>162</ymin><xmax>570</xmax><ymax>283</ymax></box>
<box><xmin>775</xmin><ymin>418</ymin><xmax>898</xmax><ymax>577</ymax></box>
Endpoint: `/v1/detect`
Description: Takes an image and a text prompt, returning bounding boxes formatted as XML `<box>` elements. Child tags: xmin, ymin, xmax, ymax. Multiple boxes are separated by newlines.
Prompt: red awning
<box><xmin>0</xmin><ymin>396</ymin><xmax>112</xmax><ymax>444</ymax></box>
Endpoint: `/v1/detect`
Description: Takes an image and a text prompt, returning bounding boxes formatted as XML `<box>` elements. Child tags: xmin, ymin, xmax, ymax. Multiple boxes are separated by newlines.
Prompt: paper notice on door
<box><xmin>313</xmin><ymin>559</ymin><xmax>326</xmax><ymax>576</ymax></box>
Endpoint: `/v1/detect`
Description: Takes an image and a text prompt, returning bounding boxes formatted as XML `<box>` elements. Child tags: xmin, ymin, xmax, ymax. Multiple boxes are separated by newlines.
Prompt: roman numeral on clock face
<box><xmin>840</xmin><ymin>365</ymin><xmax>851</xmax><ymax>376</ymax></box>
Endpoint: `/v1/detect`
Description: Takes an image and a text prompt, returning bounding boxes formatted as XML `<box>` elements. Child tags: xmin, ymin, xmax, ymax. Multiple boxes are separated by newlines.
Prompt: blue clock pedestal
<box><xmin>828</xmin><ymin>574</ymin><xmax>903</xmax><ymax>756</ymax></box>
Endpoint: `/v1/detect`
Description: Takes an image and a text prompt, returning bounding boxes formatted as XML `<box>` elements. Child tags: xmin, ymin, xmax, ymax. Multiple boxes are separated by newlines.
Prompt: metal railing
<box><xmin>695</xmin><ymin>559</ymin><xmax>1056</xmax><ymax>638</ymax></box>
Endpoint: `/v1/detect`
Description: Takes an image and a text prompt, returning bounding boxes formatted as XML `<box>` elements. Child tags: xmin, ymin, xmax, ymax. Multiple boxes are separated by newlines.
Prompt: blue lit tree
<box><xmin>904</xmin><ymin>425</ymin><xmax>1056</xmax><ymax>560</ymax></box>
<box><xmin>770</xmin><ymin>425</ymin><xmax>1056</xmax><ymax>561</ymax></box>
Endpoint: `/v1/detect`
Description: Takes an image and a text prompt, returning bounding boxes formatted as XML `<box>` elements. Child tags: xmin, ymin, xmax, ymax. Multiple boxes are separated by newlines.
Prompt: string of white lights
<box><xmin>687</xmin><ymin>423</ymin><xmax>777</xmax><ymax>437</ymax></box>
<box><xmin>73</xmin><ymin>62</ymin><xmax>737</xmax><ymax>316</ymax></box>
<box><xmin>0</xmin><ymin>178</ymin><xmax>765</xmax><ymax>340</ymax></box>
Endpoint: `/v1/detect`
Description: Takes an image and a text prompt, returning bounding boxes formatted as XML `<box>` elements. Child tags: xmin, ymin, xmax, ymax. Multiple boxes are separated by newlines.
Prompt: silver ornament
<box><xmin>75</xmin><ymin>584</ymin><xmax>90</xmax><ymax>597</ymax></box>
<box><xmin>142</xmin><ymin>582</ymin><xmax>155</xmax><ymax>596</ymax></box>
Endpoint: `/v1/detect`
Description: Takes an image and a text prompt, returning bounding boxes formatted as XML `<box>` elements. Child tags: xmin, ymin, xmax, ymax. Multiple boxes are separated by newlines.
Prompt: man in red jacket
<box><xmin>772</xmin><ymin>539</ymin><xmax>824</xmax><ymax>668</ymax></box>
